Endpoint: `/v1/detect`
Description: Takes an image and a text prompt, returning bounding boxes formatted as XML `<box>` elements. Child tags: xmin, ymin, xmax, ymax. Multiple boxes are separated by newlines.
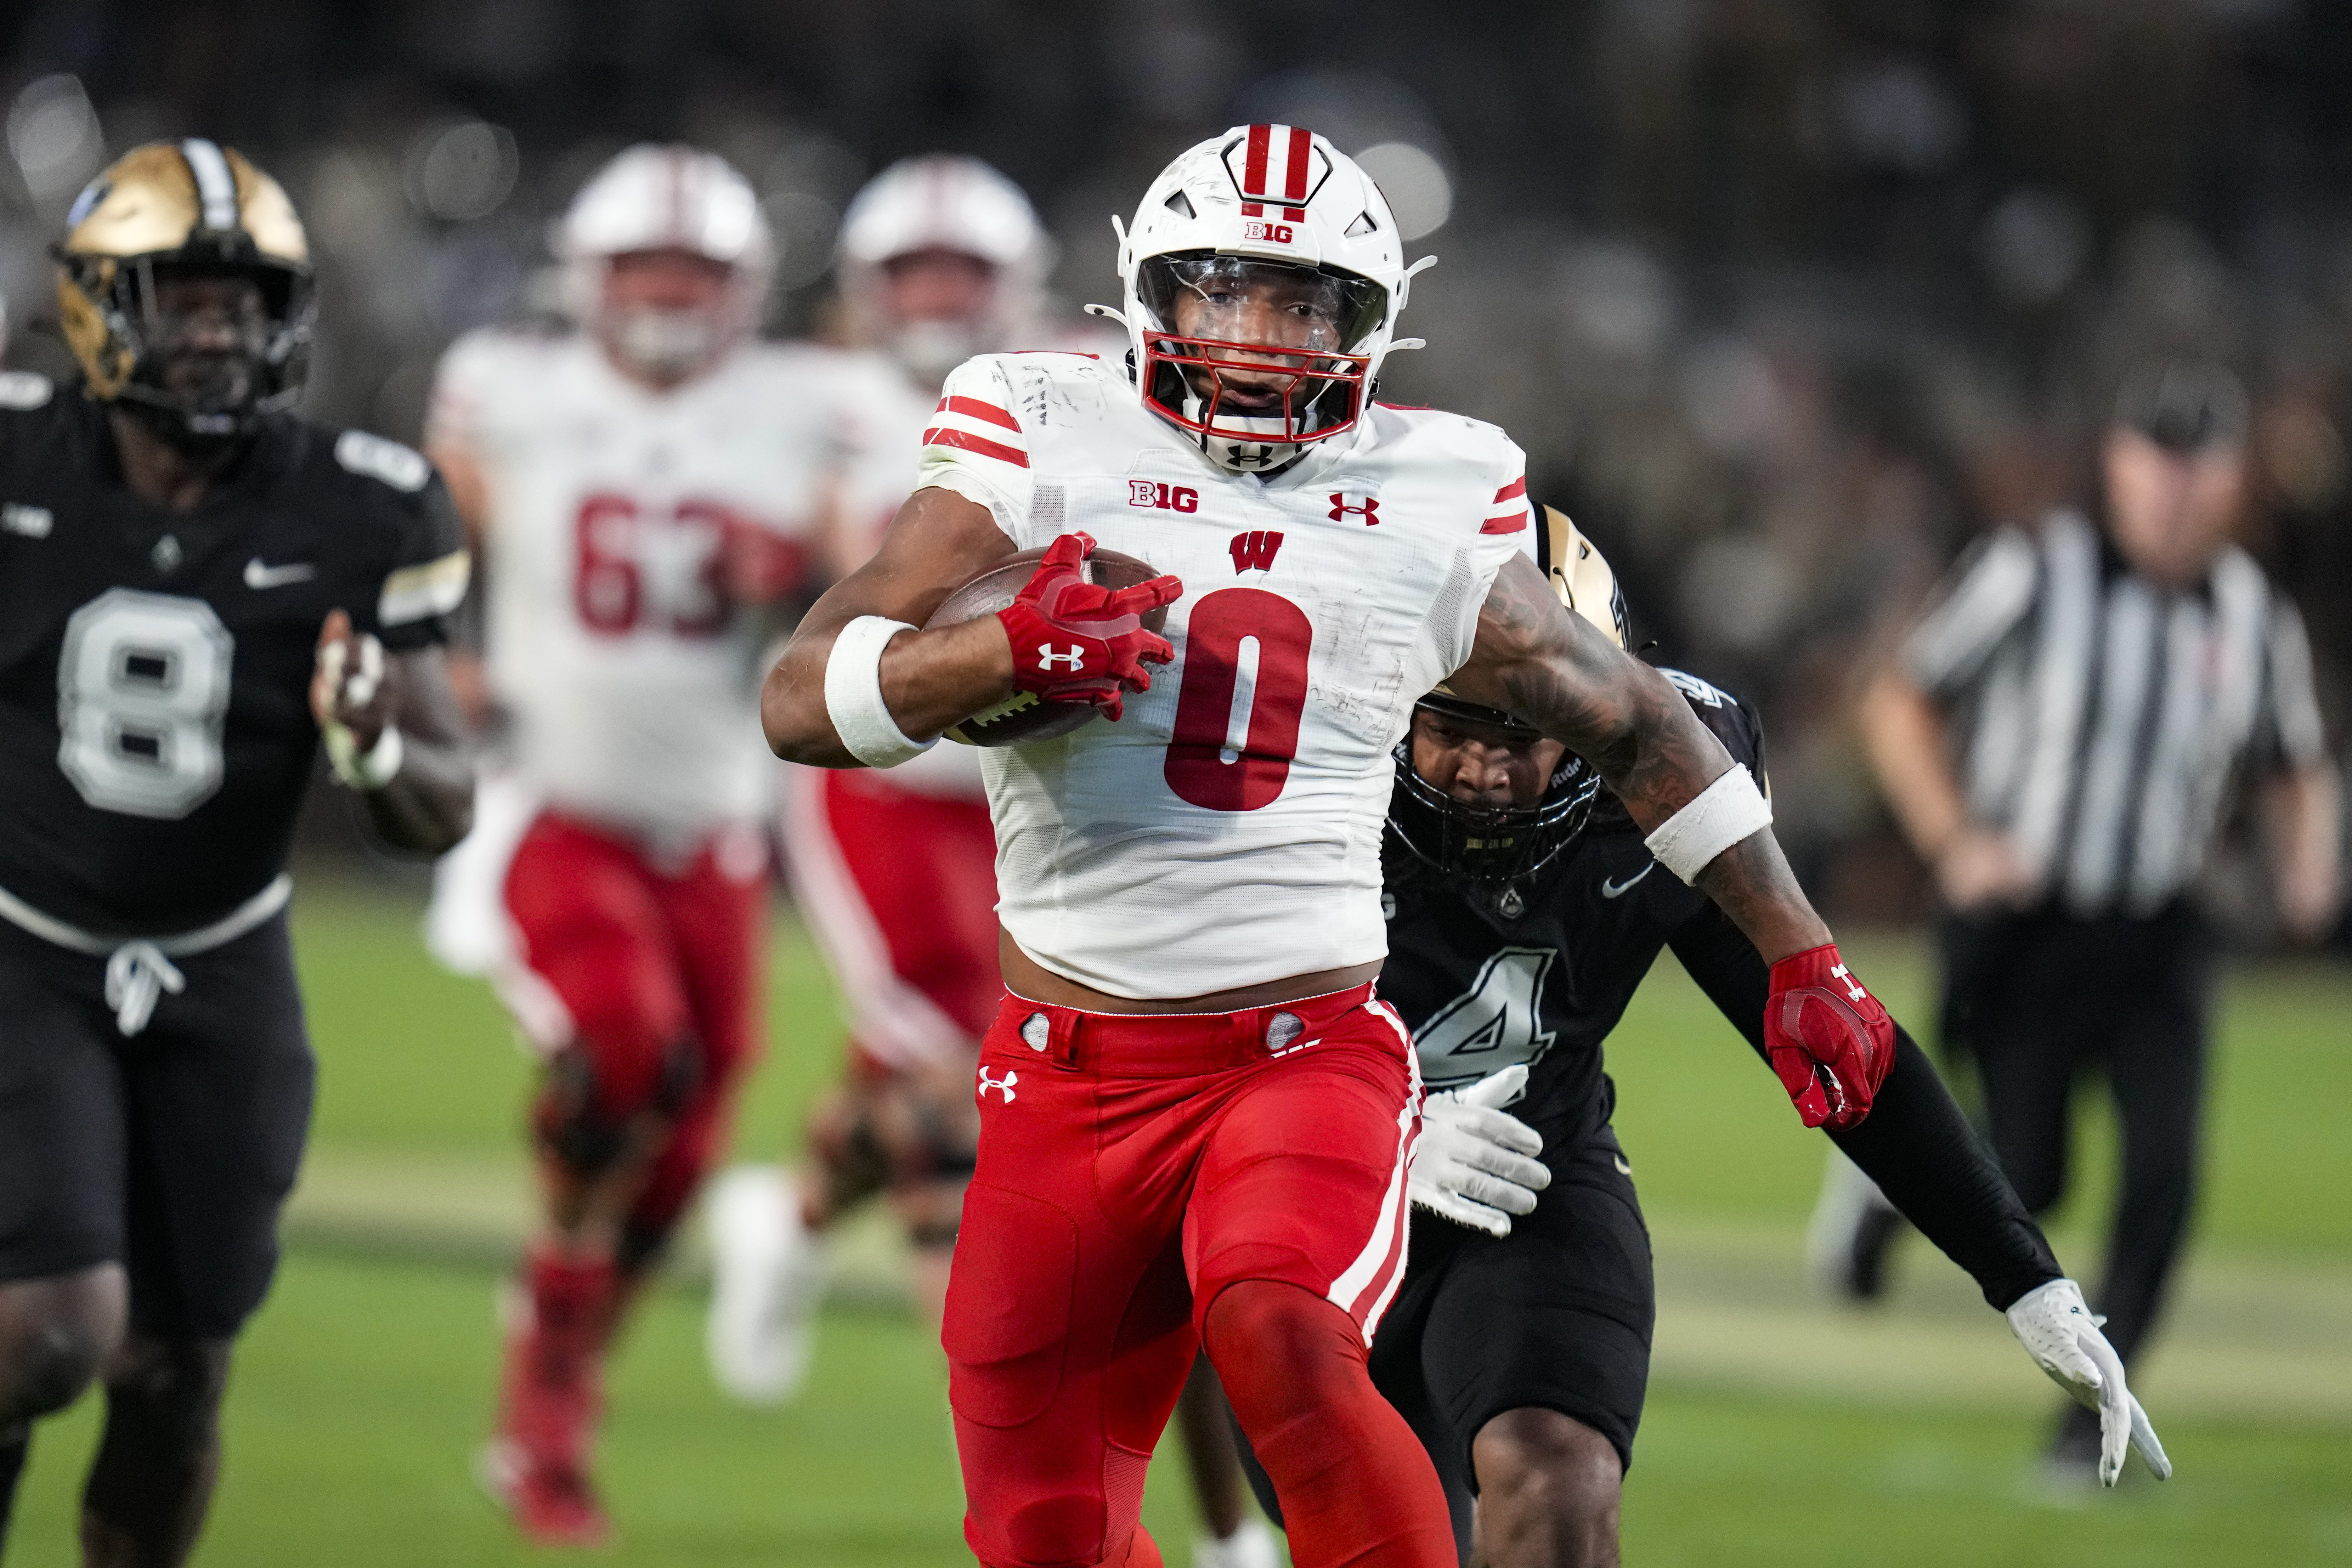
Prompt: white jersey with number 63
<box><xmin>430</xmin><ymin>330</ymin><xmax>847</xmax><ymax>847</ymax></box>
<box><xmin>913</xmin><ymin>352</ymin><xmax>1530</xmax><ymax>998</ymax></box>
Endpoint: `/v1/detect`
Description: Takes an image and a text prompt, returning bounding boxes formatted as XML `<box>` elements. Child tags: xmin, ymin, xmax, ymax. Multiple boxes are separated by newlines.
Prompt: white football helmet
<box><xmin>559</xmin><ymin>144</ymin><xmax>772</xmax><ymax>380</ymax></box>
<box><xmin>837</xmin><ymin>154</ymin><xmax>1048</xmax><ymax>384</ymax></box>
<box><xmin>1111</xmin><ymin>124</ymin><xmax>1432</xmax><ymax>473</ymax></box>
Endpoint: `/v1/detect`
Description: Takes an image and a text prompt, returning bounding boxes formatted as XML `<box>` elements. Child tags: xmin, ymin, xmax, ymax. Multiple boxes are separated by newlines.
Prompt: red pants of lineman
<box><xmin>945</xmin><ymin>983</ymin><xmax>1423</xmax><ymax>1567</ymax></box>
<box><xmin>503</xmin><ymin>811</ymin><xmax>767</xmax><ymax>1248</ymax></box>
<box><xmin>781</xmin><ymin>768</ymin><xmax>1000</xmax><ymax>1075</ymax></box>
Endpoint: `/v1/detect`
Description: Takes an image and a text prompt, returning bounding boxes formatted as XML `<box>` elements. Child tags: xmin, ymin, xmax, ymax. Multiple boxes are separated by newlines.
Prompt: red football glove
<box><xmin>1765</xmin><ymin>943</ymin><xmax>1895</xmax><ymax>1131</ymax></box>
<box><xmin>995</xmin><ymin>532</ymin><xmax>1182</xmax><ymax>721</ymax></box>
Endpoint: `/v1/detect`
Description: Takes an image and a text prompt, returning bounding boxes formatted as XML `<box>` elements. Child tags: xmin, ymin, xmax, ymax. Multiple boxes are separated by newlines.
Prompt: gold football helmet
<box><xmin>54</xmin><ymin>138</ymin><xmax>313</xmax><ymax>438</ymax></box>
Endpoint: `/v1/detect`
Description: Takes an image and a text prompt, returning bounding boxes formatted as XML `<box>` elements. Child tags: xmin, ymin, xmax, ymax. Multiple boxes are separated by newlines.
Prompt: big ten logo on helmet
<box><xmin>1130</xmin><ymin>480</ymin><xmax>1199</xmax><ymax>513</ymax></box>
<box><xmin>1242</xmin><ymin>220</ymin><xmax>1295</xmax><ymax>244</ymax></box>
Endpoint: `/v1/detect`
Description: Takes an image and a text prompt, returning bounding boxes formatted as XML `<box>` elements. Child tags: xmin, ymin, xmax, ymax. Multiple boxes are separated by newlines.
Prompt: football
<box><xmin>924</xmin><ymin>545</ymin><xmax>1171</xmax><ymax>746</ymax></box>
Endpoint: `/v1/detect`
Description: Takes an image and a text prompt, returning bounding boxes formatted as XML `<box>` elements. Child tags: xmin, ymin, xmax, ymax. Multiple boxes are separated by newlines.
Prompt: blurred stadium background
<box><xmin>1</xmin><ymin>1</ymin><xmax>2347</xmax><ymax>1564</ymax></box>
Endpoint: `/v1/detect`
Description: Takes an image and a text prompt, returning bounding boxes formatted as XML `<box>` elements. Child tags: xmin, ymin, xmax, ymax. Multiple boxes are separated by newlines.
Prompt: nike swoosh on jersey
<box><xmin>244</xmin><ymin>558</ymin><xmax>317</xmax><ymax>589</ymax></box>
<box><xmin>1600</xmin><ymin>863</ymin><xmax>1656</xmax><ymax>899</ymax></box>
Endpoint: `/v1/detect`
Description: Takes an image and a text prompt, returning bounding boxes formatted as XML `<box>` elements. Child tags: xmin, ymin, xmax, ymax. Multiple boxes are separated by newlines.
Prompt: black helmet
<box><xmin>1387</xmin><ymin>507</ymin><xmax>1629</xmax><ymax>888</ymax></box>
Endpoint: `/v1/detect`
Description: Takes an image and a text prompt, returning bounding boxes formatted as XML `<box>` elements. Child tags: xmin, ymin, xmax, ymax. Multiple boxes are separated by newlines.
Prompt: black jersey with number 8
<box><xmin>0</xmin><ymin>373</ymin><xmax>466</xmax><ymax>933</ymax></box>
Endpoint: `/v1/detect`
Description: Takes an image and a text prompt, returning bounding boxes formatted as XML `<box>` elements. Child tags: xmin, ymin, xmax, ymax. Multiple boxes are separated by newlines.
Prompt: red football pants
<box><xmin>944</xmin><ymin>984</ymin><xmax>1427</xmax><ymax>1567</ymax></box>
<box><xmin>503</xmin><ymin>811</ymin><xmax>767</xmax><ymax>1243</ymax></box>
<box><xmin>781</xmin><ymin>767</ymin><xmax>1000</xmax><ymax>1074</ymax></box>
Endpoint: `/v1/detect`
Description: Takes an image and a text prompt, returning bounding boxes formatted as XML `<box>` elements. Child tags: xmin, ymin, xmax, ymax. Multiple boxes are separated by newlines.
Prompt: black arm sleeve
<box><xmin>1666</xmin><ymin>909</ymin><xmax>2063</xmax><ymax>1309</ymax></box>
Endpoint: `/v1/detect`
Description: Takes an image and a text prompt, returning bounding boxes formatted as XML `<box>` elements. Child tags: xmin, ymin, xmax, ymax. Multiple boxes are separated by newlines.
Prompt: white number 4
<box><xmin>57</xmin><ymin>588</ymin><xmax>235</xmax><ymax>819</ymax></box>
<box><xmin>1414</xmin><ymin>947</ymin><xmax>1559</xmax><ymax>1088</ymax></box>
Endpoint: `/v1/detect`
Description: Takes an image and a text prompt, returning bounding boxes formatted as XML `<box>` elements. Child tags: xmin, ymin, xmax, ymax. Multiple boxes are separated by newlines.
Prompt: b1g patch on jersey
<box><xmin>335</xmin><ymin>429</ymin><xmax>431</xmax><ymax>492</ymax></box>
<box><xmin>1414</xmin><ymin>946</ymin><xmax>1558</xmax><ymax>1088</ymax></box>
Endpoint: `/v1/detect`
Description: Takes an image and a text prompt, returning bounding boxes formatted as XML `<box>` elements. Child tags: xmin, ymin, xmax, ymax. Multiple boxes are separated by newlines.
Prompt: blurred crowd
<box><xmin>2</xmin><ymin>0</ymin><xmax>2345</xmax><ymax>934</ymax></box>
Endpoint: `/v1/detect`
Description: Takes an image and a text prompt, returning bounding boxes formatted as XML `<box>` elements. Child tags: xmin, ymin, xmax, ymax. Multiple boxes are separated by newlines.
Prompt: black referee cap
<box><xmin>2114</xmin><ymin>358</ymin><xmax>2250</xmax><ymax>452</ymax></box>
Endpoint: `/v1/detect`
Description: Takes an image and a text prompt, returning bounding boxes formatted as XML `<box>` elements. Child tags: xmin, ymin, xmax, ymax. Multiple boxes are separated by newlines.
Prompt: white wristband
<box><xmin>825</xmin><ymin>616</ymin><xmax>935</xmax><ymax>769</ymax></box>
<box><xmin>324</xmin><ymin>721</ymin><xmax>404</xmax><ymax>791</ymax></box>
<box><xmin>1644</xmin><ymin>763</ymin><xmax>1771</xmax><ymax>883</ymax></box>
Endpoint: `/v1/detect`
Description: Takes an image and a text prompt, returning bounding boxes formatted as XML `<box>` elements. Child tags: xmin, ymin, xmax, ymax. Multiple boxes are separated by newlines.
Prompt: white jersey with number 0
<box><xmin>430</xmin><ymin>330</ymin><xmax>844</xmax><ymax>848</ymax></box>
<box><xmin>913</xmin><ymin>352</ymin><xmax>1530</xmax><ymax>998</ymax></box>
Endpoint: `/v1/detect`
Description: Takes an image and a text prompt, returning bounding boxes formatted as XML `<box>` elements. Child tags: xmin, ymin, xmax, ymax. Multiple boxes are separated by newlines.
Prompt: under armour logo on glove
<box><xmin>977</xmin><ymin>1066</ymin><xmax>1019</xmax><ymax>1103</ymax></box>
<box><xmin>995</xmin><ymin>532</ymin><xmax>1182</xmax><ymax>721</ymax></box>
<box><xmin>1764</xmin><ymin>943</ymin><xmax>1894</xmax><ymax>1130</ymax></box>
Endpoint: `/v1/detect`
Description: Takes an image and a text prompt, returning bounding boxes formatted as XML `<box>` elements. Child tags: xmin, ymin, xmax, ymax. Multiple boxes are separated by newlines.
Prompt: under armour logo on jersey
<box><xmin>1229</xmin><ymin>530</ymin><xmax>1284</xmax><ymax>573</ymax></box>
<box><xmin>1037</xmin><ymin>645</ymin><xmax>1086</xmax><ymax>673</ymax></box>
<box><xmin>1223</xmin><ymin>124</ymin><xmax>1332</xmax><ymax>221</ymax></box>
<box><xmin>1329</xmin><ymin>493</ymin><xmax>1379</xmax><ymax>525</ymax></box>
<box><xmin>977</xmin><ymin>1066</ymin><xmax>1019</xmax><ymax>1103</ymax></box>
<box><xmin>1830</xmin><ymin>963</ymin><xmax>1867</xmax><ymax>1002</ymax></box>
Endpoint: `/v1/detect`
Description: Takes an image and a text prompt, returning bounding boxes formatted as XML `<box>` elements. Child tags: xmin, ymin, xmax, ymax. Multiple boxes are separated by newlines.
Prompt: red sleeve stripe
<box><xmin>942</xmin><ymin>395</ymin><xmax>1022</xmax><ymax>432</ymax></box>
<box><xmin>923</xmin><ymin>427</ymin><xmax>1030</xmax><ymax>468</ymax></box>
<box><xmin>1481</xmin><ymin>510</ymin><xmax>1528</xmax><ymax>535</ymax></box>
<box><xmin>1492</xmin><ymin>476</ymin><xmax>1527</xmax><ymax>503</ymax></box>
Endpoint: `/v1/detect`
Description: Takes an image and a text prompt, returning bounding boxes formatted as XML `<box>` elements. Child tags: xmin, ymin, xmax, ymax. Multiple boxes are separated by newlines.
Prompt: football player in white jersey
<box><xmin>422</xmin><ymin>144</ymin><xmax>839</xmax><ymax>1547</ymax></box>
<box><xmin>707</xmin><ymin>154</ymin><xmax>1277</xmax><ymax>1568</ymax></box>
<box><xmin>763</xmin><ymin>125</ymin><xmax>1894</xmax><ymax>1568</ymax></box>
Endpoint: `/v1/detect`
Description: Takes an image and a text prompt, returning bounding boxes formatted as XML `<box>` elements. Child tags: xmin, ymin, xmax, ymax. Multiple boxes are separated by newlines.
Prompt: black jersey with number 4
<box><xmin>0</xmin><ymin>373</ymin><xmax>467</xmax><ymax>933</ymax></box>
<box><xmin>1379</xmin><ymin>668</ymin><xmax>2062</xmax><ymax>1307</ymax></box>
<box><xmin>1380</xmin><ymin>668</ymin><xmax>1764</xmax><ymax>1144</ymax></box>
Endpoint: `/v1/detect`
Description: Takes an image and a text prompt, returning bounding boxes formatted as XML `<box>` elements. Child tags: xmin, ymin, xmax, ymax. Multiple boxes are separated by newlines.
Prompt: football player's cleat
<box><xmin>2006</xmin><ymin>1277</ymin><xmax>2171</xmax><ymax>1487</ymax></box>
<box><xmin>475</xmin><ymin>1437</ymin><xmax>611</xmax><ymax>1549</ymax></box>
<box><xmin>1195</xmin><ymin>1518</ymin><xmax>1281</xmax><ymax>1568</ymax></box>
<box><xmin>487</xmin><ymin>1248</ymin><xmax>617</xmax><ymax>1544</ymax></box>
<box><xmin>705</xmin><ymin>1165</ymin><xmax>829</xmax><ymax>1406</ymax></box>
<box><xmin>55</xmin><ymin>138</ymin><xmax>313</xmax><ymax>444</ymax></box>
<box><xmin>1805</xmin><ymin>1150</ymin><xmax>1907</xmax><ymax>1301</ymax></box>
<box><xmin>559</xmin><ymin>144</ymin><xmax>771</xmax><ymax>381</ymax></box>
<box><xmin>1107</xmin><ymin>124</ymin><xmax>1436</xmax><ymax>473</ymax></box>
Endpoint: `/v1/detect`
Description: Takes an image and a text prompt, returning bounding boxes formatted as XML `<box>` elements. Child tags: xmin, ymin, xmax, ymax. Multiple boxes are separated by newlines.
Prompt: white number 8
<box><xmin>57</xmin><ymin>588</ymin><xmax>235</xmax><ymax>819</ymax></box>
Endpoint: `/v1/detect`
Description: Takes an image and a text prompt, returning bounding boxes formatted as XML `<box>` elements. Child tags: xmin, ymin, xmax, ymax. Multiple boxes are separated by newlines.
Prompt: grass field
<box><xmin>8</xmin><ymin>878</ymin><xmax>2351</xmax><ymax>1566</ymax></box>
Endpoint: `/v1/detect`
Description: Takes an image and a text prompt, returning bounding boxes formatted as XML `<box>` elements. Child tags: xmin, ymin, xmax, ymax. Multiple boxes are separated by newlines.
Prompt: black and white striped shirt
<box><xmin>1906</xmin><ymin>509</ymin><xmax>2326</xmax><ymax>918</ymax></box>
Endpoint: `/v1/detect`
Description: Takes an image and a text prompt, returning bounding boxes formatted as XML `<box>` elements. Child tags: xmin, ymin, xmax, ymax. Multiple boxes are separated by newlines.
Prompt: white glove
<box><xmin>2005</xmin><ymin>1278</ymin><xmax>2172</xmax><ymax>1486</ymax></box>
<box><xmin>1409</xmin><ymin>1063</ymin><xmax>1552</xmax><ymax>1239</ymax></box>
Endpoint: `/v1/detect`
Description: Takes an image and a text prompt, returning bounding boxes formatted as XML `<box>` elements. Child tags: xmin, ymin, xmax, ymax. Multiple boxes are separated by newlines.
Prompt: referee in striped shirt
<box><xmin>1816</xmin><ymin>358</ymin><xmax>2341</xmax><ymax>1481</ymax></box>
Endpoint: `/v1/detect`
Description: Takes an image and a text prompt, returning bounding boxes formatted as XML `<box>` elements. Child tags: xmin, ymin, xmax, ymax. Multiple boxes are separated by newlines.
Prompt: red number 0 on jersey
<box><xmin>1164</xmin><ymin>588</ymin><xmax>1313</xmax><ymax>811</ymax></box>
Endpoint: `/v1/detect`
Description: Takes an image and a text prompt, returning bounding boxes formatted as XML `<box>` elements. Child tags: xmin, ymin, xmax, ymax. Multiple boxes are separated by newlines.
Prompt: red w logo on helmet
<box><xmin>1223</xmin><ymin>125</ymin><xmax>1330</xmax><ymax>222</ymax></box>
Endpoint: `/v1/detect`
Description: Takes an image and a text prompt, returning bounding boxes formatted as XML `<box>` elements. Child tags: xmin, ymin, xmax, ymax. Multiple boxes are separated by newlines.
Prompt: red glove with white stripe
<box><xmin>996</xmin><ymin>532</ymin><xmax>1181</xmax><ymax>721</ymax></box>
<box><xmin>1764</xmin><ymin>943</ymin><xmax>1894</xmax><ymax>1131</ymax></box>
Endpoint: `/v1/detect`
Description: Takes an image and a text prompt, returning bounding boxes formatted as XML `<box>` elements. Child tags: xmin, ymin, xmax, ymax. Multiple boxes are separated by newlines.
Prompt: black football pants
<box><xmin>1938</xmin><ymin>902</ymin><xmax>2210</xmax><ymax>1380</ymax></box>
